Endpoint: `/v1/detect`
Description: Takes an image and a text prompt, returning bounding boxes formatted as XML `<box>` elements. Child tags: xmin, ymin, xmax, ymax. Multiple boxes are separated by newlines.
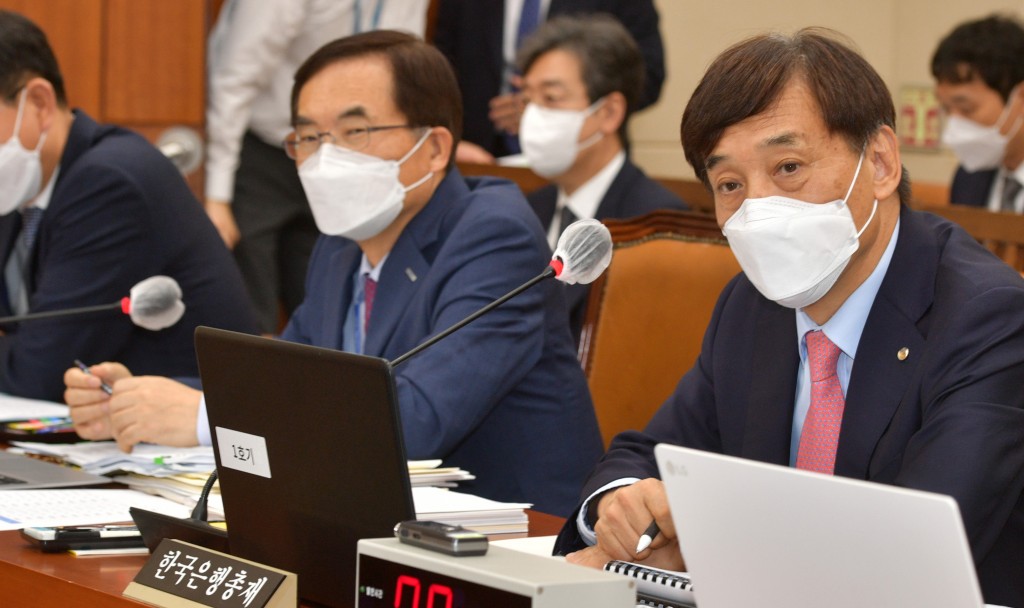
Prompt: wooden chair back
<box><xmin>579</xmin><ymin>210</ymin><xmax>740</xmax><ymax>447</ymax></box>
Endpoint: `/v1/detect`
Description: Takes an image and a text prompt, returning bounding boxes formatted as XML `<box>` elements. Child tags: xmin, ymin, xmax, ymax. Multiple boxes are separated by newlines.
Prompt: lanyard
<box><xmin>353</xmin><ymin>0</ymin><xmax>384</xmax><ymax>34</ymax></box>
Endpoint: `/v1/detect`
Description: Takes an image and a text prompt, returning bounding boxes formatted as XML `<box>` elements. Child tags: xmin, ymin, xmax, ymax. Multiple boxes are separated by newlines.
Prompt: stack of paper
<box><xmin>120</xmin><ymin>472</ymin><xmax>225</xmax><ymax>520</ymax></box>
<box><xmin>408</xmin><ymin>459</ymin><xmax>475</xmax><ymax>488</ymax></box>
<box><xmin>11</xmin><ymin>441</ymin><xmax>216</xmax><ymax>476</ymax></box>
<box><xmin>412</xmin><ymin>486</ymin><xmax>531</xmax><ymax>535</ymax></box>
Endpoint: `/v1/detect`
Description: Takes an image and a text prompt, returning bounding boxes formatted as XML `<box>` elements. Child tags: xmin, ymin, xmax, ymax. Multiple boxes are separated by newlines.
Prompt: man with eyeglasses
<box><xmin>65</xmin><ymin>31</ymin><xmax>603</xmax><ymax>517</ymax></box>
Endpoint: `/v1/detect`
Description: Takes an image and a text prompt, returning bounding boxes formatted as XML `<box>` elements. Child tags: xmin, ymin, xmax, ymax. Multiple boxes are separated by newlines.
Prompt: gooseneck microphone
<box><xmin>189</xmin><ymin>469</ymin><xmax>219</xmax><ymax>522</ymax></box>
<box><xmin>391</xmin><ymin>219</ymin><xmax>612</xmax><ymax>367</ymax></box>
<box><xmin>0</xmin><ymin>275</ymin><xmax>186</xmax><ymax>331</ymax></box>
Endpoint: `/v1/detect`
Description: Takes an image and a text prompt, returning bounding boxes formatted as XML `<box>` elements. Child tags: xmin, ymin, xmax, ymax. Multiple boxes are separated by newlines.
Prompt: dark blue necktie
<box><xmin>516</xmin><ymin>0</ymin><xmax>542</xmax><ymax>50</ymax></box>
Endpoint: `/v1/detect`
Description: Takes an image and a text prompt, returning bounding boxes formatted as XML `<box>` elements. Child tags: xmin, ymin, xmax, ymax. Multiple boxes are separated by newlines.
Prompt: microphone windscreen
<box><xmin>552</xmin><ymin>218</ymin><xmax>613</xmax><ymax>285</ymax></box>
<box><xmin>129</xmin><ymin>276</ymin><xmax>186</xmax><ymax>331</ymax></box>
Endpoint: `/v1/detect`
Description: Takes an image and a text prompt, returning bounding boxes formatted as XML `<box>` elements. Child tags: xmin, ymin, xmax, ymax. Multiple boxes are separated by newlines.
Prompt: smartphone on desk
<box><xmin>21</xmin><ymin>524</ymin><xmax>145</xmax><ymax>552</ymax></box>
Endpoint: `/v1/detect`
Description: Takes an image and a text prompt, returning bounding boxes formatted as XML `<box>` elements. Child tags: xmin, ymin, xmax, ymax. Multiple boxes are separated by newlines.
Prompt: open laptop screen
<box><xmin>196</xmin><ymin>327</ymin><xmax>415</xmax><ymax>607</ymax></box>
<box><xmin>654</xmin><ymin>444</ymin><xmax>984</xmax><ymax>608</ymax></box>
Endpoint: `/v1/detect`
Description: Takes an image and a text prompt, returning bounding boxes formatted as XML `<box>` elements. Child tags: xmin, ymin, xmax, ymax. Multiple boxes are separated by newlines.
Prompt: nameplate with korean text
<box><xmin>124</xmin><ymin>539</ymin><xmax>296</xmax><ymax>608</ymax></box>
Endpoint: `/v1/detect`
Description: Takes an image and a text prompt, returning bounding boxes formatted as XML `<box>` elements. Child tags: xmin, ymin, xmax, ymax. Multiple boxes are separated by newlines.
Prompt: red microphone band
<box><xmin>549</xmin><ymin>257</ymin><xmax>564</xmax><ymax>277</ymax></box>
<box><xmin>121</xmin><ymin>297</ymin><xmax>131</xmax><ymax>314</ymax></box>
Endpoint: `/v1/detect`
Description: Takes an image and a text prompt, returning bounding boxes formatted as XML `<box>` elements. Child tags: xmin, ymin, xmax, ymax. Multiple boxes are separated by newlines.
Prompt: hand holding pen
<box><xmin>73</xmin><ymin>359</ymin><xmax>114</xmax><ymax>395</ymax></box>
<box><xmin>636</xmin><ymin>520</ymin><xmax>661</xmax><ymax>553</ymax></box>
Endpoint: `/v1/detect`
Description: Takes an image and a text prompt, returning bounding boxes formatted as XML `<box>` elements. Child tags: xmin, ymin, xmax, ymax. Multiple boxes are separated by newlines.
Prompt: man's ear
<box><xmin>596</xmin><ymin>91</ymin><xmax>627</xmax><ymax>135</ymax></box>
<box><xmin>426</xmin><ymin>126</ymin><xmax>454</xmax><ymax>173</ymax></box>
<box><xmin>22</xmin><ymin>77</ymin><xmax>59</xmax><ymax>134</ymax></box>
<box><xmin>868</xmin><ymin>125</ymin><xmax>901</xmax><ymax>202</ymax></box>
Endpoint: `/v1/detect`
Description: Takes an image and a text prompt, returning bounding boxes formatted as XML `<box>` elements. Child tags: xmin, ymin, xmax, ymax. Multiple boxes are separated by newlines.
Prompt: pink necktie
<box><xmin>796</xmin><ymin>330</ymin><xmax>845</xmax><ymax>474</ymax></box>
<box><xmin>363</xmin><ymin>276</ymin><xmax>377</xmax><ymax>327</ymax></box>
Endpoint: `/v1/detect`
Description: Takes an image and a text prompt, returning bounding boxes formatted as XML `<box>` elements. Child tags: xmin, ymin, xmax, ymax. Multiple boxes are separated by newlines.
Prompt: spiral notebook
<box><xmin>604</xmin><ymin>560</ymin><xmax>695</xmax><ymax>608</ymax></box>
<box><xmin>654</xmin><ymin>444</ymin><xmax>984</xmax><ymax>608</ymax></box>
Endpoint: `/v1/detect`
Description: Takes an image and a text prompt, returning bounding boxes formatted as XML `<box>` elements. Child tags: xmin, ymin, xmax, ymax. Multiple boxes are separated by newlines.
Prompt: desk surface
<box><xmin>0</xmin><ymin>510</ymin><xmax>566</xmax><ymax>607</ymax></box>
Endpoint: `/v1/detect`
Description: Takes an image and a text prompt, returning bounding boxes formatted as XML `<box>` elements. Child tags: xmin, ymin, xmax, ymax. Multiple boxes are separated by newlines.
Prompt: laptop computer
<box><xmin>194</xmin><ymin>327</ymin><xmax>415</xmax><ymax>607</ymax></box>
<box><xmin>654</xmin><ymin>444</ymin><xmax>985</xmax><ymax>608</ymax></box>
<box><xmin>0</xmin><ymin>450</ymin><xmax>107</xmax><ymax>490</ymax></box>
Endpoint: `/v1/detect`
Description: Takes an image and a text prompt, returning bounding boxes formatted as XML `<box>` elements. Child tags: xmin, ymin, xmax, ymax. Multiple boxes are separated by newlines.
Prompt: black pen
<box><xmin>636</xmin><ymin>520</ymin><xmax>660</xmax><ymax>553</ymax></box>
<box><xmin>73</xmin><ymin>359</ymin><xmax>113</xmax><ymax>395</ymax></box>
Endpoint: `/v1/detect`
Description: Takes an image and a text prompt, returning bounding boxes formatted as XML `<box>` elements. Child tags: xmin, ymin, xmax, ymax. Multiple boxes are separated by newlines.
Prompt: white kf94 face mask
<box><xmin>941</xmin><ymin>87</ymin><xmax>1023</xmax><ymax>173</ymax></box>
<box><xmin>298</xmin><ymin>129</ymin><xmax>433</xmax><ymax>241</ymax></box>
<box><xmin>721</xmin><ymin>151</ymin><xmax>878</xmax><ymax>309</ymax></box>
<box><xmin>0</xmin><ymin>88</ymin><xmax>47</xmax><ymax>215</ymax></box>
<box><xmin>519</xmin><ymin>99</ymin><xmax>604</xmax><ymax>178</ymax></box>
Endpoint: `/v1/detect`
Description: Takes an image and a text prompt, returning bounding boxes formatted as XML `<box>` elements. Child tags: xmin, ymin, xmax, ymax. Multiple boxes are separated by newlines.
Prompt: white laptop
<box><xmin>654</xmin><ymin>444</ymin><xmax>984</xmax><ymax>608</ymax></box>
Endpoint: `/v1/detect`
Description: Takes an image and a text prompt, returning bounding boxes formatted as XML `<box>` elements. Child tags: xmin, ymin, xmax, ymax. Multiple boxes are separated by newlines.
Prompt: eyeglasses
<box><xmin>283</xmin><ymin>118</ymin><xmax>415</xmax><ymax>159</ymax></box>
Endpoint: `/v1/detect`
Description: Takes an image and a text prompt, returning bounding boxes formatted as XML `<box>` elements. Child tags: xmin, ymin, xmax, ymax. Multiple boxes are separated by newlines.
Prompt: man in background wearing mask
<box><xmin>932</xmin><ymin>14</ymin><xmax>1024</xmax><ymax>212</ymax></box>
<box><xmin>554</xmin><ymin>29</ymin><xmax>1024</xmax><ymax>607</ymax></box>
<box><xmin>0</xmin><ymin>11</ymin><xmax>257</xmax><ymax>401</ymax></box>
<box><xmin>518</xmin><ymin>15</ymin><xmax>686</xmax><ymax>343</ymax></box>
<box><xmin>66</xmin><ymin>31</ymin><xmax>603</xmax><ymax>518</ymax></box>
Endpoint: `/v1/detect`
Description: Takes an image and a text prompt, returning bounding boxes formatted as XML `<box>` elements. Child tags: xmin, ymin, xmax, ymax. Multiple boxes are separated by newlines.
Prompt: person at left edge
<box><xmin>0</xmin><ymin>11</ymin><xmax>258</xmax><ymax>401</ymax></box>
<box><xmin>66</xmin><ymin>30</ymin><xmax>603</xmax><ymax>517</ymax></box>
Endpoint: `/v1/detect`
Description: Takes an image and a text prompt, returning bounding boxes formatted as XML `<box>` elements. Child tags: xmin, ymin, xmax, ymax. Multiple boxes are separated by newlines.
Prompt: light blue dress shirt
<box><xmin>789</xmin><ymin>219</ymin><xmax>899</xmax><ymax>465</ymax></box>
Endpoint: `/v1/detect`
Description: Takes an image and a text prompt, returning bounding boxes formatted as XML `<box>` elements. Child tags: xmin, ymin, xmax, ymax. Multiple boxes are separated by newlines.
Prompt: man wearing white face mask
<box><xmin>932</xmin><ymin>15</ymin><xmax>1024</xmax><ymax>213</ymax></box>
<box><xmin>517</xmin><ymin>15</ymin><xmax>686</xmax><ymax>343</ymax></box>
<box><xmin>0</xmin><ymin>11</ymin><xmax>257</xmax><ymax>401</ymax></box>
<box><xmin>65</xmin><ymin>31</ymin><xmax>603</xmax><ymax>518</ymax></box>
<box><xmin>553</xmin><ymin>30</ymin><xmax>1024</xmax><ymax>607</ymax></box>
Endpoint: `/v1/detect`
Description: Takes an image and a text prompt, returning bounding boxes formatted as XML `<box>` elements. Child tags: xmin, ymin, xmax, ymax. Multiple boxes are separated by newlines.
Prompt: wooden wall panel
<box><xmin>0</xmin><ymin>0</ymin><xmax>102</xmax><ymax>116</ymax></box>
<box><xmin>103</xmin><ymin>0</ymin><xmax>206</xmax><ymax>125</ymax></box>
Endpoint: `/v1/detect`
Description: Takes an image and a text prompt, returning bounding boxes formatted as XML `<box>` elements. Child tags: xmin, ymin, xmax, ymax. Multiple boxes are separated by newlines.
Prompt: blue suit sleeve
<box><xmin>393</xmin><ymin>204</ymin><xmax>550</xmax><ymax>460</ymax></box>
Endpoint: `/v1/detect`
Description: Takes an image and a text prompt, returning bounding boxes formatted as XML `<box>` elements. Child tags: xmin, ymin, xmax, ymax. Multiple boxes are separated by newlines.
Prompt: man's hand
<box><xmin>489</xmin><ymin>90</ymin><xmax>526</xmax><ymax>135</ymax></box>
<box><xmin>65</xmin><ymin>362</ymin><xmax>132</xmax><ymax>441</ymax></box>
<box><xmin>454</xmin><ymin>141</ymin><xmax>497</xmax><ymax>165</ymax></box>
<box><xmin>205</xmin><ymin>198</ymin><xmax>240</xmax><ymax>249</ymax></box>
<box><xmin>567</xmin><ymin>479</ymin><xmax>685</xmax><ymax>570</ymax></box>
<box><xmin>107</xmin><ymin>377</ymin><xmax>202</xmax><ymax>452</ymax></box>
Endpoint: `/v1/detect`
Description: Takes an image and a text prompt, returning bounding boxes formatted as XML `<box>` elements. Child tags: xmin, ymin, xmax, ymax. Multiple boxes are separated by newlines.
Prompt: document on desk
<box><xmin>0</xmin><ymin>488</ymin><xmax>193</xmax><ymax>530</ymax></box>
<box><xmin>412</xmin><ymin>486</ymin><xmax>531</xmax><ymax>534</ymax></box>
<box><xmin>11</xmin><ymin>441</ymin><xmax>216</xmax><ymax>476</ymax></box>
<box><xmin>0</xmin><ymin>393</ymin><xmax>69</xmax><ymax>421</ymax></box>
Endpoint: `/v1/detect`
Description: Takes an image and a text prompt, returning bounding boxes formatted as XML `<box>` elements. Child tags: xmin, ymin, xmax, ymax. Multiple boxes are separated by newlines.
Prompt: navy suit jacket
<box><xmin>949</xmin><ymin>165</ymin><xmax>996</xmax><ymax>207</ymax></box>
<box><xmin>0</xmin><ymin>112</ymin><xmax>257</xmax><ymax>401</ymax></box>
<box><xmin>433</xmin><ymin>0</ymin><xmax>666</xmax><ymax>155</ymax></box>
<box><xmin>281</xmin><ymin>168</ymin><xmax>603</xmax><ymax>516</ymax></box>
<box><xmin>554</xmin><ymin>205</ymin><xmax>1024</xmax><ymax>606</ymax></box>
<box><xmin>528</xmin><ymin>158</ymin><xmax>687</xmax><ymax>342</ymax></box>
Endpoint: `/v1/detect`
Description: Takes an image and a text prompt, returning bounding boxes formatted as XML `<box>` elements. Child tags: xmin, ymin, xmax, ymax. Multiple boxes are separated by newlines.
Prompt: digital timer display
<box><xmin>357</xmin><ymin>554</ymin><xmax>532</xmax><ymax>608</ymax></box>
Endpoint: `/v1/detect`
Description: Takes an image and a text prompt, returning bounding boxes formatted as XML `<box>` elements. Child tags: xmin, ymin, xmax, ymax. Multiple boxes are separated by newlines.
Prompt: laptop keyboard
<box><xmin>0</xmin><ymin>474</ymin><xmax>27</xmax><ymax>485</ymax></box>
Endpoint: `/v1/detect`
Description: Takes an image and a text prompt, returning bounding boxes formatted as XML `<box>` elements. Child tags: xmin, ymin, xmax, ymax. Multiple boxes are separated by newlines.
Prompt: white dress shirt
<box><xmin>547</xmin><ymin>151</ymin><xmax>625</xmax><ymax>249</ymax></box>
<box><xmin>205</xmin><ymin>0</ymin><xmax>427</xmax><ymax>202</ymax></box>
<box><xmin>985</xmin><ymin>163</ymin><xmax>1024</xmax><ymax>213</ymax></box>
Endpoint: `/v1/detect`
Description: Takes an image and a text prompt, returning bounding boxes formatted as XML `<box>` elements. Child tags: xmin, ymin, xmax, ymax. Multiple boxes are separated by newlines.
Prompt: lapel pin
<box><xmin>897</xmin><ymin>347</ymin><xmax>909</xmax><ymax>361</ymax></box>
<box><xmin>405</xmin><ymin>268</ymin><xmax>417</xmax><ymax>282</ymax></box>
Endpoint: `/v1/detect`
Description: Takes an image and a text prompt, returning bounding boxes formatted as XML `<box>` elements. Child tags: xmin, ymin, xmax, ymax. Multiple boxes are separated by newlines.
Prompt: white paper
<box><xmin>11</xmin><ymin>441</ymin><xmax>215</xmax><ymax>476</ymax></box>
<box><xmin>0</xmin><ymin>393</ymin><xmax>69</xmax><ymax>421</ymax></box>
<box><xmin>0</xmin><ymin>489</ymin><xmax>192</xmax><ymax>530</ymax></box>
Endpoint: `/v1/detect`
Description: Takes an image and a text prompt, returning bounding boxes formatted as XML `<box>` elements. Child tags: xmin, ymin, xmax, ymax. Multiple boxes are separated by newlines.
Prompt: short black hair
<box><xmin>517</xmin><ymin>14</ymin><xmax>644</xmax><ymax>139</ymax></box>
<box><xmin>682</xmin><ymin>28</ymin><xmax>911</xmax><ymax>205</ymax></box>
<box><xmin>0</xmin><ymin>10</ymin><xmax>67</xmax><ymax>106</ymax></box>
<box><xmin>931</xmin><ymin>14</ymin><xmax>1024</xmax><ymax>102</ymax></box>
<box><xmin>291</xmin><ymin>30</ymin><xmax>462</xmax><ymax>167</ymax></box>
